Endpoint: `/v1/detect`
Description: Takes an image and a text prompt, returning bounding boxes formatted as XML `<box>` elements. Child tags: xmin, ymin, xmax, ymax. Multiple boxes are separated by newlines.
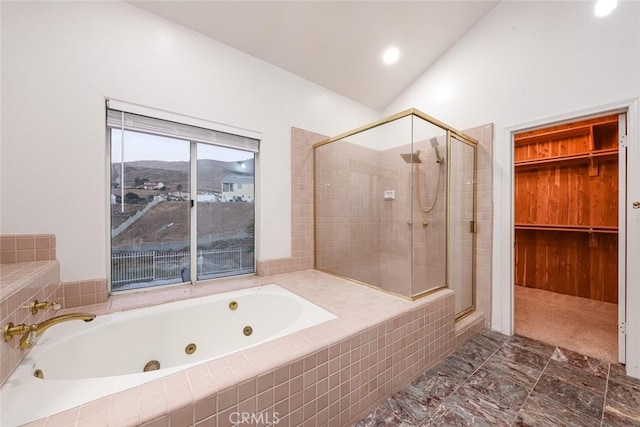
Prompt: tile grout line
<box><xmin>357</xmin><ymin>333</ymin><xmax>634</xmax><ymax>427</ymax></box>
<box><xmin>508</xmin><ymin>342</ymin><xmax>555</xmax><ymax>425</ymax></box>
<box><xmin>382</xmin><ymin>333</ymin><xmax>505</xmax><ymax>427</ymax></box>
<box><xmin>525</xmin><ymin>346</ymin><xmax>612</xmax><ymax>426</ymax></box>
<box><xmin>438</xmin><ymin>334</ymin><xmax>510</xmax><ymax>421</ymax></box>
<box><xmin>444</xmin><ymin>340</ymin><xmax>500</xmax><ymax>399</ymax></box>
<box><xmin>599</xmin><ymin>362</ymin><xmax>612</xmax><ymax>427</ymax></box>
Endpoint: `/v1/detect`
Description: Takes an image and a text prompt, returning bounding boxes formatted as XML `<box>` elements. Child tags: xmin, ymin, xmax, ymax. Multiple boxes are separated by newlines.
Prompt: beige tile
<box><xmin>257</xmin><ymin>389</ymin><xmax>273</xmax><ymax>412</ymax></box>
<box><xmin>0</xmin><ymin>251</ymin><xmax>17</xmax><ymax>264</ymax></box>
<box><xmin>78</xmin><ymin>397</ymin><xmax>110</xmax><ymax>421</ymax></box>
<box><xmin>16</xmin><ymin>236</ymin><xmax>36</xmax><ymax>250</ymax></box>
<box><xmin>140</xmin><ymin>415</ymin><xmax>169</xmax><ymax>427</ymax></box>
<box><xmin>169</xmin><ymin>405</ymin><xmax>193</xmax><ymax>426</ymax></box>
<box><xmin>17</xmin><ymin>250</ymin><xmax>36</xmax><ymax>263</ymax></box>
<box><xmin>194</xmin><ymin>394</ymin><xmax>216</xmax><ymax>423</ymax></box>
<box><xmin>35</xmin><ymin>236</ymin><xmax>52</xmax><ymax>250</ymax></box>
<box><xmin>140</xmin><ymin>392</ymin><xmax>169</xmax><ymax>421</ymax></box>
<box><xmin>0</xmin><ymin>236</ymin><xmax>16</xmax><ymax>252</ymax></box>
<box><xmin>2</xmin><ymin>198</ymin><xmax>483</xmax><ymax>427</ymax></box>
<box><xmin>217</xmin><ymin>387</ymin><xmax>237</xmax><ymax>412</ymax></box>
<box><xmin>257</xmin><ymin>371</ymin><xmax>274</xmax><ymax>393</ymax></box>
<box><xmin>238</xmin><ymin>378</ymin><xmax>256</xmax><ymax>402</ymax></box>
<box><xmin>237</xmin><ymin>396</ymin><xmax>256</xmax><ymax>414</ymax></box>
<box><xmin>44</xmin><ymin>407</ymin><xmax>79</xmax><ymax>426</ymax></box>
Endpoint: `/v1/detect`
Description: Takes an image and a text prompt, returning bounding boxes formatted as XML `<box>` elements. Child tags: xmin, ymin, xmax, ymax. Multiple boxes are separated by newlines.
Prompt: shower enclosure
<box><xmin>313</xmin><ymin>109</ymin><xmax>477</xmax><ymax>318</ymax></box>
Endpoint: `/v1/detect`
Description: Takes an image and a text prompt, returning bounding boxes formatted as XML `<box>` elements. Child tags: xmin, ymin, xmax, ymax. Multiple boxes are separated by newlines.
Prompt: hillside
<box><xmin>111</xmin><ymin>158</ymin><xmax>254</xmax><ymax>193</ymax></box>
<box><xmin>112</xmin><ymin>201</ymin><xmax>254</xmax><ymax>252</ymax></box>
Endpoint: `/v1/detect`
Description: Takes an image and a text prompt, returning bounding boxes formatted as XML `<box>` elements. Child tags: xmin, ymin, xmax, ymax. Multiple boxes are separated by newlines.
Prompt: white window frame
<box><xmin>106</xmin><ymin>100</ymin><xmax>261</xmax><ymax>292</ymax></box>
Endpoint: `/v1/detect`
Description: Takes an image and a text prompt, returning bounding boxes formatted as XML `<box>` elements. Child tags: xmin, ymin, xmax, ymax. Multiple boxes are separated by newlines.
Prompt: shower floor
<box><xmin>354</xmin><ymin>330</ymin><xmax>640</xmax><ymax>426</ymax></box>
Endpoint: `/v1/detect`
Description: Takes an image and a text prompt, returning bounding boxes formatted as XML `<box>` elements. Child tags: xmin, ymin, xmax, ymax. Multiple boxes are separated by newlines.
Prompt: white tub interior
<box><xmin>0</xmin><ymin>284</ymin><xmax>336</xmax><ymax>426</ymax></box>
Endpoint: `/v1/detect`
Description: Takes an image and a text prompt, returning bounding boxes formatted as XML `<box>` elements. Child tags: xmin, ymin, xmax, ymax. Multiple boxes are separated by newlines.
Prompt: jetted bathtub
<box><xmin>0</xmin><ymin>284</ymin><xmax>337</xmax><ymax>426</ymax></box>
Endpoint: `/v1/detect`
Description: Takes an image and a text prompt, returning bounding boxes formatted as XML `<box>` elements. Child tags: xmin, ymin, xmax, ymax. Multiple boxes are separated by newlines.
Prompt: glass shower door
<box><xmin>448</xmin><ymin>135</ymin><xmax>476</xmax><ymax>317</ymax></box>
<box><xmin>410</xmin><ymin>116</ymin><xmax>448</xmax><ymax>297</ymax></box>
<box><xmin>313</xmin><ymin>109</ymin><xmax>478</xmax><ymax>306</ymax></box>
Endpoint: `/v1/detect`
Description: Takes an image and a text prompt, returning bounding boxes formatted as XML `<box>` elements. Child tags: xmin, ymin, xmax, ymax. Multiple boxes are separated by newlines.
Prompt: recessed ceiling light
<box><xmin>382</xmin><ymin>47</ymin><xmax>400</xmax><ymax>65</ymax></box>
<box><xmin>594</xmin><ymin>0</ymin><xmax>617</xmax><ymax>17</ymax></box>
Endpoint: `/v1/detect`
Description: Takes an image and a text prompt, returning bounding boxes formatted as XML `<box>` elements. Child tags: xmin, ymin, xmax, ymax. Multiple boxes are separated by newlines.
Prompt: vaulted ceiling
<box><xmin>129</xmin><ymin>1</ymin><xmax>499</xmax><ymax>110</ymax></box>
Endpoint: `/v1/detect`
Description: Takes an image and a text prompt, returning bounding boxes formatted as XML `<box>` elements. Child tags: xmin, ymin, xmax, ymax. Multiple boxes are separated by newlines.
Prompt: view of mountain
<box><xmin>111</xmin><ymin>158</ymin><xmax>255</xmax><ymax>193</ymax></box>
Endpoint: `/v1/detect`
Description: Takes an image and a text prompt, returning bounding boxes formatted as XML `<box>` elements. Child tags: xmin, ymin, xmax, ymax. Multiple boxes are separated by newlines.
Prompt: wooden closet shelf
<box><xmin>514</xmin><ymin>148</ymin><xmax>618</xmax><ymax>168</ymax></box>
<box><xmin>514</xmin><ymin>117</ymin><xmax>618</xmax><ymax>146</ymax></box>
<box><xmin>515</xmin><ymin>224</ymin><xmax>618</xmax><ymax>234</ymax></box>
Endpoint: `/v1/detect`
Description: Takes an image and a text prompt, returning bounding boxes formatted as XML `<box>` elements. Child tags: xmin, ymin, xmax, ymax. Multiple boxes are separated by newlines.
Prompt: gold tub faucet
<box><xmin>3</xmin><ymin>313</ymin><xmax>96</xmax><ymax>349</ymax></box>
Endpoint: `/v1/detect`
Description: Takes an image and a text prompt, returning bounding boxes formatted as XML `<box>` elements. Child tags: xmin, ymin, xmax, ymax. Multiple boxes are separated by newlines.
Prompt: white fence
<box><xmin>111</xmin><ymin>248</ymin><xmax>253</xmax><ymax>287</ymax></box>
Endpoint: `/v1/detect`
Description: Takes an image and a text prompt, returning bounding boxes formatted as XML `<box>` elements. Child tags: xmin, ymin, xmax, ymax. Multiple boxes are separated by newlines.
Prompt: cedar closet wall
<box><xmin>514</xmin><ymin>115</ymin><xmax>619</xmax><ymax>304</ymax></box>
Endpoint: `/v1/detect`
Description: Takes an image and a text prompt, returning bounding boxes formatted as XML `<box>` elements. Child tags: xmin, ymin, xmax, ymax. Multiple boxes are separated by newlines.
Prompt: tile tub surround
<box><xmin>0</xmin><ymin>233</ymin><xmax>56</xmax><ymax>265</ymax></box>
<box><xmin>0</xmin><ymin>232</ymin><xmax>108</xmax><ymax>387</ymax></box>
<box><xmin>16</xmin><ymin>269</ymin><xmax>484</xmax><ymax>426</ymax></box>
<box><xmin>355</xmin><ymin>331</ymin><xmax>640</xmax><ymax>426</ymax></box>
<box><xmin>59</xmin><ymin>278</ymin><xmax>108</xmax><ymax>308</ymax></box>
<box><xmin>0</xmin><ymin>260</ymin><xmax>61</xmax><ymax>387</ymax></box>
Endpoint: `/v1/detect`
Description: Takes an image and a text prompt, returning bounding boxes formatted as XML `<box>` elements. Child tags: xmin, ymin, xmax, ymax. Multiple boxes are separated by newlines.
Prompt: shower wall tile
<box><xmin>315</xmin><ymin>140</ymin><xmax>382</xmax><ymax>287</ymax></box>
<box><xmin>463</xmin><ymin>123</ymin><xmax>494</xmax><ymax>327</ymax></box>
<box><xmin>297</xmin><ymin>122</ymin><xmax>494</xmax><ymax>307</ymax></box>
<box><xmin>258</xmin><ymin>123</ymin><xmax>493</xmax><ymax>321</ymax></box>
<box><xmin>257</xmin><ymin>128</ymin><xmax>327</xmax><ymax>276</ymax></box>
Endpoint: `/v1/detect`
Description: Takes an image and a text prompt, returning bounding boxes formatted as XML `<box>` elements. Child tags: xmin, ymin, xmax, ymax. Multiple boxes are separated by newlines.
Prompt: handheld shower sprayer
<box><xmin>398</xmin><ymin>138</ymin><xmax>444</xmax><ymax>214</ymax></box>
<box><xmin>430</xmin><ymin>138</ymin><xmax>444</xmax><ymax>165</ymax></box>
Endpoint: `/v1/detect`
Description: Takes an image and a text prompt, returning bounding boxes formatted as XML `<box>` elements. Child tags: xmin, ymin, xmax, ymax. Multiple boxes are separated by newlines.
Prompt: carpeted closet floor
<box><xmin>514</xmin><ymin>285</ymin><xmax>618</xmax><ymax>363</ymax></box>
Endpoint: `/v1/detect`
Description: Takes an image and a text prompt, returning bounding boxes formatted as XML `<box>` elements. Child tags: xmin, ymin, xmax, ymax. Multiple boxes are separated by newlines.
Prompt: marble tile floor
<box><xmin>354</xmin><ymin>330</ymin><xmax>640</xmax><ymax>426</ymax></box>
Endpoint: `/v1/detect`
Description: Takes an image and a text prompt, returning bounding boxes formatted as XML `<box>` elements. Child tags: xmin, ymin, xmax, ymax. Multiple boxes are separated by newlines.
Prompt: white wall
<box><xmin>382</xmin><ymin>0</ymin><xmax>640</xmax><ymax>373</ymax></box>
<box><xmin>0</xmin><ymin>1</ymin><xmax>377</xmax><ymax>281</ymax></box>
<box><xmin>384</xmin><ymin>1</ymin><xmax>639</xmax><ymax>129</ymax></box>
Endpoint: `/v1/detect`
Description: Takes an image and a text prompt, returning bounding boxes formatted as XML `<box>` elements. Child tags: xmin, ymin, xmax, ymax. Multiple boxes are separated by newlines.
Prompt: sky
<box><xmin>110</xmin><ymin>129</ymin><xmax>254</xmax><ymax>163</ymax></box>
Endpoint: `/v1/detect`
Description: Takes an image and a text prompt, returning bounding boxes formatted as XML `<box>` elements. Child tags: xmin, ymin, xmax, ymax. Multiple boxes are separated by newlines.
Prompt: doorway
<box><xmin>512</xmin><ymin>113</ymin><xmax>624</xmax><ymax>363</ymax></box>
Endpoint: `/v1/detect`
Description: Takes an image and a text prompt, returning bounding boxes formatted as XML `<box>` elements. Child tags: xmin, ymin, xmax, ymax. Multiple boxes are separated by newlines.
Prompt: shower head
<box><xmin>430</xmin><ymin>138</ymin><xmax>444</xmax><ymax>165</ymax></box>
<box><xmin>400</xmin><ymin>150</ymin><xmax>422</xmax><ymax>164</ymax></box>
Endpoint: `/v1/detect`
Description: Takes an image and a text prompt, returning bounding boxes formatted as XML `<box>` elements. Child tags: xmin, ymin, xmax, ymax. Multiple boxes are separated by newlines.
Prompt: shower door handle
<box><xmin>633</xmin><ymin>201</ymin><xmax>640</xmax><ymax>209</ymax></box>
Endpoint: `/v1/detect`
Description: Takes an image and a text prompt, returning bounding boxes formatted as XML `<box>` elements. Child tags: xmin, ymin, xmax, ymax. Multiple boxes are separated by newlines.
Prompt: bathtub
<box><xmin>0</xmin><ymin>284</ymin><xmax>336</xmax><ymax>426</ymax></box>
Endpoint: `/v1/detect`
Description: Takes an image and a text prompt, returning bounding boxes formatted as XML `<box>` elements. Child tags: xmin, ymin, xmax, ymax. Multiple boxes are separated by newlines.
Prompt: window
<box><xmin>107</xmin><ymin>102</ymin><xmax>259</xmax><ymax>291</ymax></box>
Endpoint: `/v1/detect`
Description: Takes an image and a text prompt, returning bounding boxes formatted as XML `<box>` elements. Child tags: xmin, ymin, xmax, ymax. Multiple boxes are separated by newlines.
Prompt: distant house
<box><xmin>221</xmin><ymin>176</ymin><xmax>254</xmax><ymax>202</ymax></box>
<box><xmin>168</xmin><ymin>191</ymin><xmax>190</xmax><ymax>201</ymax></box>
<box><xmin>143</xmin><ymin>181</ymin><xmax>164</xmax><ymax>190</ymax></box>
